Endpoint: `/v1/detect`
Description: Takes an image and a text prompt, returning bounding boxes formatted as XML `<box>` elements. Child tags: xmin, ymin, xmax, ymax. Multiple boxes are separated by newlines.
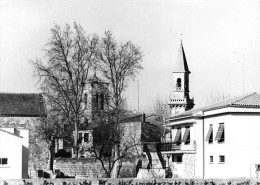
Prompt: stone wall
<box><xmin>53</xmin><ymin>158</ymin><xmax>137</xmax><ymax>178</ymax></box>
<box><xmin>183</xmin><ymin>153</ymin><xmax>195</xmax><ymax>178</ymax></box>
<box><xmin>0</xmin><ymin>117</ymin><xmax>49</xmax><ymax>178</ymax></box>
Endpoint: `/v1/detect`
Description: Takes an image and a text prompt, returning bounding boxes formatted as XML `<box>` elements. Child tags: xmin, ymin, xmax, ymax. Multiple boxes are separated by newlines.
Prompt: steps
<box><xmin>149</xmin><ymin>152</ymin><xmax>162</xmax><ymax>169</ymax></box>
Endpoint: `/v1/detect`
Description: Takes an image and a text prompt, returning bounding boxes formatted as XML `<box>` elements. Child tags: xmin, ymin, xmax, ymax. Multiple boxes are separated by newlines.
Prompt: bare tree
<box><xmin>35</xmin><ymin>114</ymin><xmax>63</xmax><ymax>171</ymax></box>
<box><xmin>205</xmin><ymin>92</ymin><xmax>231</xmax><ymax>105</ymax></box>
<box><xmin>149</xmin><ymin>94</ymin><xmax>169</xmax><ymax>123</ymax></box>
<box><xmin>91</xmin><ymin>31</ymin><xmax>143</xmax><ymax>178</ymax></box>
<box><xmin>31</xmin><ymin>22</ymin><xmax>98</xmax><ymax>158</ymax></box>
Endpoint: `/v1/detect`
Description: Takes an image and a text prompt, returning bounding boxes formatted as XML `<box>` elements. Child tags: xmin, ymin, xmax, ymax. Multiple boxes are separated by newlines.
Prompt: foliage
<box><xmin>31</xmin><ymin>22</ymin><xmax>99</xmax><ymax>158</ymax></box>
<box><xmin>91</xmin><ymin>31</ymin><xmax>143</xmax><ymax>178</ymax></box>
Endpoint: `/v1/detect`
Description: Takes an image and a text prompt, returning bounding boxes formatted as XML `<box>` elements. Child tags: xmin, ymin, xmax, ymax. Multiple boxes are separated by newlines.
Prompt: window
<box><xmin>173</xmin><ymin>128</ymin><xmax>182</xmax><ymax>145</ymax></box>
<box><xmin>95</xmin><ymin>93</ymin><xmax>99</xmax><ymax>109</ymax></box>
<box><xmin>84</xmin><ymin>133</ymin><xmax>89</xmax><ymax>142</ymax></box>
<box><xmin>206</xmin><ymin>125</ymin><xmax>213</xmax><ymax>143</ymax></box>
<box><xmin>182</xmin><ymin>126</ymin><xmax>190</xmax><ymax>144</ymax></box>
<box><xmin>177</xmin><ymin>155</ymin><xmax>182</xmax><ymax>163</ymax></box>
<box><xmin>219</xmin><ymin>155</ymin><xmax>225</xmax><ymax>163</ymax></box>
<box><xmin>79</xmin><ymin>133</ymin><xmax>83</xmax><ymax>144</ymax></box>
<box><xmin>176</xmin><ymin>78</ymin><xmax>182</xmax><ymax>90</ymax></box>
<box><xmin>100</xmin><ymin>93</ymin><xmax>104</xmax><ymax>110</ymax></box>
<box><xmin>210</xmin><ymin>156</ymin><xmax>213</xmax><ymax>163</ymax></box>
<box><xmin>172</xmin><ymin>154</ymin><xmax>183</xmax><ymax>163</ymax></box>
<box><xmin>0</xmin><ymin>158</ymin><xmax>8</xmax><ymax>165</ymax></box>
<box><xmin>215</xmin><ymin>123</ymin><xmax>225</xmax><ymax>143</ymax></box>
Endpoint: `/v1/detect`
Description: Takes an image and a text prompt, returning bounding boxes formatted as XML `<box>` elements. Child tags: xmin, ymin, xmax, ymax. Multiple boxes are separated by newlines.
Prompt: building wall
<box><xmin>204</xmin><ymin>113</ymin><xmax>260</xmax><ymax>178</ymax></box>
<box><xmin>166</xmin><ymin>118</ymin><xmax>204</xmax><ymax>178</ymax></box>
<box><xmin>0</xmin><ymin>117</ymin><xmax>48</xmax><ymax>178</ymax></box>
<box><xmin>0</xmin><ymin>131</ymin><xmax>23</xmax><ymax>179</ymax></box>
<box><xmin>120</xmin><ymin>122</ymin><xmax>142</xmax><ymax>156</ymax></box>
<box><xmin>73</xmin><ymin>130</ymin><xmax>93</xmax><ymax>158</ymax></box>
<box><xmin>168</xmin><ymin>121</ymin><xmax>202</xmax><ymax>178</ymax></box>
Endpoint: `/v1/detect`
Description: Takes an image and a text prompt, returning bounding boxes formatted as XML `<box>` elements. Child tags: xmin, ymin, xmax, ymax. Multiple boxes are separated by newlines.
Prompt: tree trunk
<box><xmin>73</xmin><ymin>121</ymin><xmax>79</xmax><ymax>158</ymax></box>
<box><xmin>111</xmin><ymin>144</ymin><xmax>120</xmax><ymax>178</ymax></box>
<box><xmin>47</xmin><ymin>139</ymin><xmax>54</xmax><ymax>172</ymax></box>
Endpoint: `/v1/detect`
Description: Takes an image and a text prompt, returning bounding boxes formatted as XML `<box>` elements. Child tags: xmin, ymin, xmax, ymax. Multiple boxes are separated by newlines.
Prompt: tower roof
<box><xmin>173</xmin><ymin>41</ymin><xmax>190</xmax><ymax>73</ymax></box>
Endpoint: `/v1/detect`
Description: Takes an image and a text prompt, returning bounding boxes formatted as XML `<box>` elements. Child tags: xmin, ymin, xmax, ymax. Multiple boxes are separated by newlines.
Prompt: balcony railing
<box><xmin>158</xmin><ymin>143</ymin><xmax>181</xmax><ymax>152</ymax></box>
<box><xmin>158</xmin><ymin>140</ymin><xmax>196</xmax><ymax>152</ymax></box>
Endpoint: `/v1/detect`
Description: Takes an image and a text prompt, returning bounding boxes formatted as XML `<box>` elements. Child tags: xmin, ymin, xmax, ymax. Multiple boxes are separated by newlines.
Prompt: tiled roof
<box><xmin>0</xmin><ymin>93</ymin><xmax>46</xmax><ymax>117</ymax></box>
<box><xmin>172</xmin><ymin>42</ymin><xmax>190</xmax><ymax>73</ymax></box>
<box><xmin>171</xmin><ymin>92</ymin><xmax>260</xmax><ymax>119</ymax></box>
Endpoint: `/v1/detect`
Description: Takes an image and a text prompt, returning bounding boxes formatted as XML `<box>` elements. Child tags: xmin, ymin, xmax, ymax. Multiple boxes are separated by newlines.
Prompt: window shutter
<box><xmin>206</xmin><ymin>125</ymin><xmax>213</xmax><ymax>141</ymax></box>
<box><xmin>182</xmin><ymin>127</ymin><xmax>190</xmax><ymax>142</ymax></box>
<box><xmin>215</xmin><ymin>124</ymin><xmax>224</xmax><ymax>141</ymax></box>
<box><xmin>173</xmin><ymin>129</ymin><xmax>182</xmax><ymax>143</ymax></box>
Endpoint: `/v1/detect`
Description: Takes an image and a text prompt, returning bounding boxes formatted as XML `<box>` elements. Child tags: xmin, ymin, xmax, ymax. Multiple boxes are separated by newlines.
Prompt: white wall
<box><xmin>0</xmin><ymin>131</ymin><xmax>23</xmax><ymax>179</ymax></box>
<box><xmin>204</xmin><ymin>112</ymin><xmax>260</xmax><ymax>178</ymax></box>
<box><xmin>193</xmin><ymin>119</ymin><xmax>204</xmax><ymax>178</ymax></box>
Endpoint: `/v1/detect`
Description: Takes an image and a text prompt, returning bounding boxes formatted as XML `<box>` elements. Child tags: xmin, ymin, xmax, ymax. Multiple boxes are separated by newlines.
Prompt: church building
<box><xmin>163</xmin><ymin>41</ymin><xmax>260</xmax><ymax>179</ymax></box>
<box><xmin>168</xmin><ymin>41</ymin><xmax>194</xmax><ymax>116</ymax></box>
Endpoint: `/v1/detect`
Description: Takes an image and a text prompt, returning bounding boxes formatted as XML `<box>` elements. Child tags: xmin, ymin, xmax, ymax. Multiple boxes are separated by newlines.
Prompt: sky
<box><xmin>0</xmin><ymin>0</ymin><xmax>260</xmax><ymax>112</ymax></box>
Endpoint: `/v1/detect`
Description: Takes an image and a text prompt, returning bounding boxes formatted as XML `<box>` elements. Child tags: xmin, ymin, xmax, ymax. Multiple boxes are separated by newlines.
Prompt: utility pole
<box><xmin>137</xmin><ymin>80</ymin><xmax>139</xmax><ymax>112</ymax></box>
<box><xmin>242</xmin><ymin>54</ymin><xmax>245</xmax><ymax>94</ymax></box>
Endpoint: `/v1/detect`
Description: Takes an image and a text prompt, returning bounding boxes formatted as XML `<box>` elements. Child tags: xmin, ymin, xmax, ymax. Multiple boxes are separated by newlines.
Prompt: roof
<box><xmin>0</xmin><ymin>129</ymin><xmax>23</xmax><ymax>138</ymax></box>
<box><xmin>121</xmin><ymin>113</ymin><xmax>143</xmax><ymax>123</ymax></box>
<box><xmin>0</xmin><ymin>93</ymin><xmax>46</xmax><ymax>117</ymax></box>
<box><xmin>170</xmin><ymin>92</ymin><xmax>260</xmax><ymax>119</ymax></box>
<box><xmin>172</xmin><ymin>41</ymin><xmax>190</xmax><ymax>73</ymax></box>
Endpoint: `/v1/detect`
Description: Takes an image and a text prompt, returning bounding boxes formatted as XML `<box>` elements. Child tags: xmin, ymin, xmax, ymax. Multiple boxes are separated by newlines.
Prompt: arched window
<box><xmin>176</xmin><ymin>78</ymin><xmax>182</xmax><ymax>90</ymax></box>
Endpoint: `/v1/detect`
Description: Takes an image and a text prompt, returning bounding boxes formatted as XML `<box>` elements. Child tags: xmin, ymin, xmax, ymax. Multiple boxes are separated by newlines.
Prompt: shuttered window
<box><xmin>215</xmin><ymin>123</ymin><xmax>225</xmax><ymax>142</ymax></box>
<box><xmin>0</xmin><ymin>158</ymin><xmax>8</xmax><ymax>165</ymax></box>
<box><xmin>182</xmin><ymin>127</ymin><xmax>190</xmax><ymax>144</ymax></box>
<box><xmin>173</xmin><ymin>128</ymin><xmax>182</xmax><ymax>144</ymax></box>
<box><xmin>206</xmin><ymin>125</ymin><xmax>213</xmax><ymax>143</ymax></box>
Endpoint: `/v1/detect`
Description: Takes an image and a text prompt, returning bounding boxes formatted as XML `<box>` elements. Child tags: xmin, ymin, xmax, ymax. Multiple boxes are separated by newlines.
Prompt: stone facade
<box><xmin>183</xmin><ymin>153</ymin><xmax>195</xmax><ymax>178</ymax></box>
<box><xmin>53</xmin><ymin>158</ymin><xmax>137</xmax><ymax>178</ymax></box>
<box><xmin>0</xmin><ymin>117</ymin><xmax>48</xmax><ymax>178</ymax></box>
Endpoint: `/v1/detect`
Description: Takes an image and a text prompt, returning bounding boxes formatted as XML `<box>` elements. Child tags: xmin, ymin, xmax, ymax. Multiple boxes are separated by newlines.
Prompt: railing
<box><xmin>143</xmin><ymin>140</ymin><xmax>196</xmax><ymax>153</ymax></box>
<box><xmin>158</xmin><ymin>140</ymin><xmax>196</xmax><ymax>152</ymax></box>
<box><xmin>158</xmin><ymin>143</ymin><xmax>181</xmax><ymax>152</ymax></box>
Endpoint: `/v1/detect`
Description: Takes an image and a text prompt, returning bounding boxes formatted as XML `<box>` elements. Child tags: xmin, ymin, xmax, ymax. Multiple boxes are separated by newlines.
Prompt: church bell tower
<box><xmin>169</xmin><ymin>41</ymin><xmax>194</xmax><ymax>116</ymax></box>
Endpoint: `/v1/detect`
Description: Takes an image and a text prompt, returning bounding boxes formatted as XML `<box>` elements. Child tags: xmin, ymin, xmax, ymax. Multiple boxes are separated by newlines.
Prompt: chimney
<box><xmin>142</xmin><ymin>114</ymin><xmax>145</xmax><ymax>123</ymax></box>
<box><xmin>14</xmin><ymin>128</ymin><xmax>20</xmax><ymax>137</ymax></box>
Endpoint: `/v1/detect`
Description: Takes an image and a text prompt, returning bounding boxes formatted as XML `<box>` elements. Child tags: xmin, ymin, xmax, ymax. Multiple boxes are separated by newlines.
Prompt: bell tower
<box><xmin>169</xmin><ymin>41</ymin><xmax>194</xmax><ymax>116</ymax></box>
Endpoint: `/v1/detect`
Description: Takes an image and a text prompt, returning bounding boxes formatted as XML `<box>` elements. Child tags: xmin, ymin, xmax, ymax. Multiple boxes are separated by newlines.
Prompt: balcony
<box><xmin>158</xmin><ymin>143</ymin><xmax>181</xmax><ymax>152</ymax></box>
<box><xmin>159</xmin><ymin>140</ymin><xmax>196</xmax><ymax>153</ymax></box>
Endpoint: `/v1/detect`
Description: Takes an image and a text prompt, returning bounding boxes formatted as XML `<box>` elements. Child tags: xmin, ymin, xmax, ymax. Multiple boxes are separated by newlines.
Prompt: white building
<box><xmin>163</xmin><ymin>41</ymin><xmax>260</xmax><ymax>178</ymax></box>
<box><xmin>164</xmin><ymin>92</ymin><xmax>260</xmax><ymax>178</ymax></box>
<box><xmin>0</xmin><ymin>128</ymin><xmax>28</xmax><ymax>179</ymax></box>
